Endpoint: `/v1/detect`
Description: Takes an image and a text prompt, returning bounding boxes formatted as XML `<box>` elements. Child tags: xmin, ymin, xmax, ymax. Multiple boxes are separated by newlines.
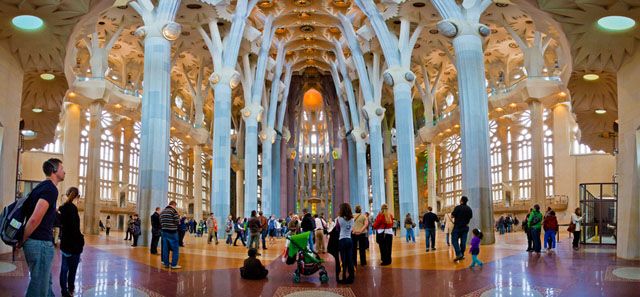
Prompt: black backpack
<box><xmin>0</xmin><ymin>195</ymin><xmax>32</xmax><ymax>246</ymax></box>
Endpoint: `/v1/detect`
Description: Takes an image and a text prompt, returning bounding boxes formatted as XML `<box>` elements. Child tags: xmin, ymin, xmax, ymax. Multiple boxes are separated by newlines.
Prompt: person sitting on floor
<box><xmin>240</xmin><ymin>248</ymin><xmax>268</xmax><ymax>280</ymax></box>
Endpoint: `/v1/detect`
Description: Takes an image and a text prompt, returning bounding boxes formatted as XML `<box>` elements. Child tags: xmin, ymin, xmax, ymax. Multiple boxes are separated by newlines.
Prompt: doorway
<box><xmin>579</xmin><ymin>183</ymin><xmax>617</xmax><ymax>245</ymax></box>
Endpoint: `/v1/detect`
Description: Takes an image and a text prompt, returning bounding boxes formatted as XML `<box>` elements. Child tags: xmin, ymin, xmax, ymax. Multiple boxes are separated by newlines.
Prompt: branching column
<box><xmin>61</xmin><ymin>103</ymin><xmax>81</xmax><ymax>194</ymax></box>
<box><xmin>198</xmin><ymin>0</ymin><xmax>257</xmax><ymax>235</ymax></box>
<box><xmin>193</xmin><ymin>145</ymin><xmax>203</xmax><ymax>222</ymax></box>
<box><xmin>244</xmin><ymin>16</ymin><xmax>274</xmax><ymax>217</ymax></box>
<box><xmin>529</xmin><ymin>99</ymin><xmax>546</xmax><ymax>206</ymax></box>
<box><xmin>130</xmin><ymin>0</ymin><xmax>181</xmax><ymax>245</ymax></box>
<box><xmin>427</xmin><ymin>143</ymin><xmax>437</xmax><ymax>211</ymax></box>
<box><xmin>353</xmin><ymin>0</ymin><xmax>422</xmax><ymax>228</ymax></box>
<box><xmin>83</xmin><ymin>101</ymin><xmax>103</xmax><ymax>235</ymax></box>
<box><xmin>262</xmin><ymin>41</ymin><xmax>286</xmax><ymax>217</ymax></box>
<box><xmin>432</xmin><ymin>0</ymin><xmax>495</xmax><ymax>243</ymax></box>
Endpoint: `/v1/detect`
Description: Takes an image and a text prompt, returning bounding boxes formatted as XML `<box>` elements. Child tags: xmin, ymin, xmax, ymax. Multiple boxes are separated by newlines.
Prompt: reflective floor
<box><xmin>1</xmin><ymin>230</ymin><xmax>639</xmax><ymax>297</ymax></box>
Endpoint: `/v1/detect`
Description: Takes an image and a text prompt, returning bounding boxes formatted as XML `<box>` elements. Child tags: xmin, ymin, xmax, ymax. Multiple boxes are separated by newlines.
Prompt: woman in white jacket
<box><xmin>571</xmin><ymin>208</ymin><xmax>584</xmax><ymax>250</ymax></box>
<box><xmin>444</xmin><ymin>212</ymin><xmax>454</xmax><ymax>247</ymax></box>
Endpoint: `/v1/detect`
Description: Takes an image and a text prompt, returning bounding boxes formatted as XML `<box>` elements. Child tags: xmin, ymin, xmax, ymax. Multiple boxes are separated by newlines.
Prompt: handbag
<box><xmin>567</xmin><ymin>222</ymin><xmax>576</xmax><ymax>233</ymax></box>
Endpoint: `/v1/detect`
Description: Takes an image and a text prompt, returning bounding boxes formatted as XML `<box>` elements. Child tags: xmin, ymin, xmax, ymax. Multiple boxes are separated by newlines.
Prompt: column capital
<box><xmin>437</xmin><ymin>18</ymin><xmax>490</xmax><ymax>39</ymax></box>
<box><xmin>351</xmin><ymin>126</ymin><xmax>368</xmax><ymax>144</ymax></box>
<box><xmin>362</xmin><ymin>102</ymin><xmax>386</xmax><ymax>123</ymax></box>
<box><xmin>260</xmin><ymin>128</ymin><xmax>277</xmax><ymax>144</ymax></box>
<box><xmin>281</xmin><ymin>126</ymin><xmax>291</xmax><ymax>142</ymax></box>
<box><xmin>209</xmin><ymin>68</ymin><xmax>241</xmax><ymax>89</ymax></box>
<box><xmin>383</xmin><ymin>66</ymin><xmax>416</xmax><ymax>87</ymax></box>
<box><xmin>241</xmin><ymin>102</ymin><xmax>264</xmax><ymax>122</ymax></box>
<box><xmin>88</xmin><ymin>100</ymin><xmax>104</xmax><ymax>116</ymax></box>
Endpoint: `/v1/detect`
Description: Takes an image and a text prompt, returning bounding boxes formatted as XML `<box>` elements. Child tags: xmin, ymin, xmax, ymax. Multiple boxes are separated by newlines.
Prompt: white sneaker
<box><xmin>171</xmin><ymin>265</ymin><xmax>182</xmax><ymax>269</ymax></box>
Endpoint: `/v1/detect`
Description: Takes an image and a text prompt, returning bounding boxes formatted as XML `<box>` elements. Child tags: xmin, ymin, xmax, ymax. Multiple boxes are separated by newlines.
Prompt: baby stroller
<box><xmin>285</xmin><ymin>231</ymin><xmax>329</xmax><ymax>283</ymax></box>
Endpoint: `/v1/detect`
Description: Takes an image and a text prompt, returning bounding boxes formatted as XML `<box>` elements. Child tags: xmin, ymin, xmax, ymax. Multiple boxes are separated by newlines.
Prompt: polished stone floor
<box><xmin>1</xmin><ymin>230</ymin><xmax>639</xmax><ymax>297</ymax></box>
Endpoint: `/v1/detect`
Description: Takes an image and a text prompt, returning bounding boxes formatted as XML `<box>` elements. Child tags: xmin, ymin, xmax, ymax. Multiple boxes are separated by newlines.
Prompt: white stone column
<box><xmin>130</xmin><ymin>0</ymin><xmax>181</xmax><ymax>246</ymax></box>
<box><xmin>431</xmin><ymin>0</ymin><xmax>496</xmax><ymax>243</ymax></box>
<box><xmin>385</xmin><ymin>168</ymin><xmax>395</xmax><ymax>214</ymax></box>
<box><xmin>61</xmin><ymin>103</ymin><xmax>82</xmax><ymax>193</ymax></box>
<box><xmin>83</xmin><ymin>102</ymin><xmax>103</xmax><ymax>235</ymax></box>
<box><xmin>235</xmin><ymin>169</ymin><xmax>244</xmax><ymax>218</ymax></box>
<box><xmin>498</xmin><ymin>119</ymin><xmax>511</xmax><ymax>206</ymax></box>
<box><xmin>616</xmin><ymin>49</ymin><xmax>640</xmax><ymax>260</ymax></box>
<box><xmin>552</xmin><ymin>103</ymin><xmax>576</xmax><ymax>212</ymax></box>
<box><xmin>427</xmin><ymin>143</ymin><xmax>437</xmax><ymax>212</ymax></box>
<box><xmin>193</xmin><ymin>145</ymin><xmax>203</xmax><ymax>222</ymax></box>
<box><xmin>529</xmin><ymin>99</ymin><xmax>546</xmax><ymax>206</ymax></box>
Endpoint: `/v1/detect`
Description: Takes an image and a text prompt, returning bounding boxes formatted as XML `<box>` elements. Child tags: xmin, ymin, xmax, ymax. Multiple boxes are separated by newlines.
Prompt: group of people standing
<box><xmin>522</xmin><ymin>205</ymin><xmax>584</xmax><ymax>253</ymax></box>
<box><xmin>326</xmin><ymin>203</ymin><xmax>396</xmax><ymax>284</ymax></box>
<box><xmin>496</xmin><ymin>215</ymin><xmax>518</xmax><ymax>234</ymax></box>
<box><xmin>16</xmin><ymin>158</ymin><xmax>84</xmax><ymax>297</ymax></box>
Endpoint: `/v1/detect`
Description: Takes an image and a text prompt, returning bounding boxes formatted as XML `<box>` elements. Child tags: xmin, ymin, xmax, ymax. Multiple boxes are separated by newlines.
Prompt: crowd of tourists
<box><xmin>10</xmin><ymin>159</ymin><xmax>591</xmax><ymax>295</ymax></box>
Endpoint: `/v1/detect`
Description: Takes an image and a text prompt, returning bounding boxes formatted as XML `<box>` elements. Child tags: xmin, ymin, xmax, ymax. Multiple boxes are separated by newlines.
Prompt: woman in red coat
<box><xmin>373</xmin><ymin>204</ymin><xmax>395</xmax><ymax>265</ymax></box>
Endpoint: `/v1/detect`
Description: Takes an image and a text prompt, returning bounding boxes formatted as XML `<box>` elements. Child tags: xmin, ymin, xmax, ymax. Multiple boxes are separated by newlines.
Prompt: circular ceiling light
<box><xmin>583</xmin><ymin>73</ymin><xmax>599</xmax><ymax>81</ymax></box>
<box><xmin>12</xmin><ymin>15</ymin><xmax>44</xmax><ymax>31</ymax></box>
<box><xmin>32</xmin><ymin>107</ymin><xmax>43</xmax><ymax>113</ymax></box>
<box><xmin>40</xmin><ymin>73</ymin><xmax>55</xmax><ymax>80</ymax></box>
<box><xmin>597</xmin><ymin>16</ymin><xmax>635</xmax><ymax>32</ymax></box>
<box><xmin>595</xmin><ymin>109</ymin><xmax>607</xmax><ymax>114</ymax></box>
<box><xmin>20</xmin><ymin>129</ymin><xmax>37</xmax><ymax>138</ymax></box>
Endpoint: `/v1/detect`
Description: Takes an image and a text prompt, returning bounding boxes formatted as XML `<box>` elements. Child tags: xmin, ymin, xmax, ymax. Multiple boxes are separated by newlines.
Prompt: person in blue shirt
<box><xmin>18</xmin><ymin>158</ymin><xmax>66</xmax><ymax>297</ymax></box>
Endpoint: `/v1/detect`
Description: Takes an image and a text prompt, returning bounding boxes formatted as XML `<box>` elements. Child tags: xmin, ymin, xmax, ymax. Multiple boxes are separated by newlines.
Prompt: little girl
<box><xmin>469</xmin><ymin>228</ymin><xmax>483</xmax><ymax>268</ymax></box>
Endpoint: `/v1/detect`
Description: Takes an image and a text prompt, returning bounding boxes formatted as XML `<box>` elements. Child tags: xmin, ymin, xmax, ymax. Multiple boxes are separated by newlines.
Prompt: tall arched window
<box><xmin>515</xmin><ymin>111</ymin><xmax>533</xmax><ymax>200</ymax></box>
<box><xmin>439</xmin><ymin>135</ymin><xmax>461</xmax><ymax>207</ymax></box>
<box><xmin>489</xmin><ymin>121</ymin><xmax>503</xmax><ymax>202</ymax></box>
<box><xmin>99</xmin><ymin>129</ymin><xmax>115</xmax><ymax>201</ymax></box>
<box><xmin>128</xmin><ymin>122</ymin><xmax>141</xmax><ymax>203</ymax></box>
<box><xmin>169</xmin><ymin>137</ymin><xmax>190</xmax><ymax>210</ymax></box>
<box><xmin>78</xmin><ymin>110</ymin><xmax>114</xmax><ymax>200</ymax></box>
<box><xmin>543</xmin><ymin>110</ymin><xmax>554</xmax><ymax>196</ymax></box>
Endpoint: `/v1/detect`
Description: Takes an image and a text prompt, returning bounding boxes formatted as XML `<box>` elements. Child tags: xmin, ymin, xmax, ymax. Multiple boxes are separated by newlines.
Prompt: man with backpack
<box><xmin>528</xmin><ymin>205</ymin><xmax>544</xmax><ymax>254</ymax></box>
<box><xmin>18</xmin><ymin>158</ymin><xmax>66</xmax><ymax>296</ymax></box>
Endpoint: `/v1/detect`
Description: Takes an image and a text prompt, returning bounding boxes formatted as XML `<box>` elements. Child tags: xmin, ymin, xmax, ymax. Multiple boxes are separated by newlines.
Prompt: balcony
<box><xmin>414</xmin><ymin>76</ymin><xmax>567</xmax><ymax>153</ymax></box>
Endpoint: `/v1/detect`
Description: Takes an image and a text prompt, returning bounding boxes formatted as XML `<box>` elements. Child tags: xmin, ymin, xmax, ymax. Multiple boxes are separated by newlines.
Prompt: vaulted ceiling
<box><xmin>0</xmin><ymin>0</ymin><xmax>636</xmax><ymax>153</ymax></box>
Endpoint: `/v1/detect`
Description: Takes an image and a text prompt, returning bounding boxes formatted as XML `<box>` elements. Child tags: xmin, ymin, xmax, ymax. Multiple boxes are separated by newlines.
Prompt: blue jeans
<box><xmin>445</xmin><ymin>233</ymin><xmax>450</xmax><ymax>245</ymax></box>
<box><xmin>405</xmin><ymin>228</ymin><xmax>415</xmax><ymax>242</ymax></box>
<box><xmin>161</xmin><ymin>231</ymin><xmax>180</xmax><ymax>266</ymax></box>
<box><xmin>451</xmin><ymin>226</ymin><xmax>469</xmax><ymax>258</ymax></box>
<box><xmin>307</xmin><ymin>231</ymin><xmax>316</xmax><ymax>252</ymax></box>
<box><xmin>531</xmin><ymin>228</ymin><xmax>542</xmax><ymax>252</ymax></box>
<box><xmin>23</xmin><ymin>239</ymin><xmax>55</xmax><ymax>297</ymax></box>
<box><xmin>60</xmin><ymin>253</ymin><xmax>80</xmax><ymax>296</ymax></box>
<box><xmin>261</xmin><ymin>229</ymin><xmax>268</xmax><ymax>248</ymax></box>
<box><xmin>470</xmin><ymin>254</ymin><xmax>483</xmax><ymax>267</ymax></box>
<box><xmin>425</xmin><ymin>228</ymin><xmax>436</xmax><ymax>250</ymax></box>
<box><xmin>544</xmin><ymin>230</ymin><xmax>556</xmax><ymax>249</ymax></box>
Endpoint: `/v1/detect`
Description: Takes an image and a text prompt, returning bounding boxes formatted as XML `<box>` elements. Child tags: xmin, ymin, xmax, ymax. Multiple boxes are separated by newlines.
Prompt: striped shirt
<box><xmin>160</xmin><ymin>206</ymin><xmax>179</xmax><ymax>232</ymax></box>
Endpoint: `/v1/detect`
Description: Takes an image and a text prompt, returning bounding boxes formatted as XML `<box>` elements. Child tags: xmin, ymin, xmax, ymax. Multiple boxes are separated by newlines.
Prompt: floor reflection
<box><xmin>0</xmin><ymin>231</ymin><xmax>638</xmax><ymax>296</ymax></box>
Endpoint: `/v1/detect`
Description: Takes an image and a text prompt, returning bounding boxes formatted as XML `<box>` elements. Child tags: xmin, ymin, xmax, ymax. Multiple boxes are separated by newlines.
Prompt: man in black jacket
<box><xmin>150</xmin><ymin>207</ymin><xmax>161</xmax><ymax>254</ymax></box>
<box><xmin>451</xmin><ymin>196</ymin><xmax>473</xmax><ymax>262</ymax></box>
<box><xmin>422</xmin><ymin>207</ymin><xmax>439</xmax><ymax>252</ymax></box>
<box><xmin>300</xmin><ymin>209</ymin><xmax>316</xmax><ymax>252</ymax></box>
